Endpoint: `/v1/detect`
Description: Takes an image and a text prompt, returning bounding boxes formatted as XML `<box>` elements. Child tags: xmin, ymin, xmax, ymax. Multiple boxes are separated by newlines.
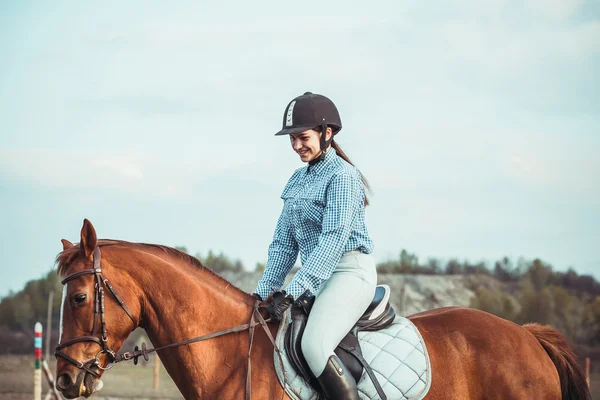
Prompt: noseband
<box><xmin>54</xmin><ymin>247</ymin><xmax>136</xmax><ymax>377</ymax></box>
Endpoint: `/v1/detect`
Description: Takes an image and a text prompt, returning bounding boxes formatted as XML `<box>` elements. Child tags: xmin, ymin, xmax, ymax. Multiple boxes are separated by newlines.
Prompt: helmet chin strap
<box><xmin>309</xmin><ymin>122</ymin><xmax>333</xmax><ymax>166</ymax></box>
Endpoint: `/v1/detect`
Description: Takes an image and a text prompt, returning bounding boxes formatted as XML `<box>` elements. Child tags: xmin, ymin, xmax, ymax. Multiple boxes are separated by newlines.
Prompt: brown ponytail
<box><xmin>331</xmin><ymin>140</ymin><xmax>371</xmax><ymax>207</ymax></box>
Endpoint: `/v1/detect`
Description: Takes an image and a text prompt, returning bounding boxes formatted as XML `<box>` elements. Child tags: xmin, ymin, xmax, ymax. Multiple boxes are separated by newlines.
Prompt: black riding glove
<box><xmin>267</xmin><ymin>290</ymin><xmax>293</xmax><ymax>321</ymax></box>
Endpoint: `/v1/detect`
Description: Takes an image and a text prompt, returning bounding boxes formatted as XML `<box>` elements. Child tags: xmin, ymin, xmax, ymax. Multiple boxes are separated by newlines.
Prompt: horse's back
<box><xmin>408</xmin><ymin>307</ymin><xmax>561</xmax><ymax>399</ymax></box>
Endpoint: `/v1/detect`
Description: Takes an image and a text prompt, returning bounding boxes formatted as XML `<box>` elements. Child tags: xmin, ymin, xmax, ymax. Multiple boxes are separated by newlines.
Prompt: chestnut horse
<box><xmin>54</xmin><ymin>219</ymin><xmax>590</xmax><ymax>399</ymax></box>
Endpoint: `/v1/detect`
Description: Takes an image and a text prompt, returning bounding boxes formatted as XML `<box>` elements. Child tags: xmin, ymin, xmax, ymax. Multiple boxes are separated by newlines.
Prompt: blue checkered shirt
<box><xmin>255</xmin><ymin>148</ymin><xmax>374</xmax><ymax>299</ymax></box>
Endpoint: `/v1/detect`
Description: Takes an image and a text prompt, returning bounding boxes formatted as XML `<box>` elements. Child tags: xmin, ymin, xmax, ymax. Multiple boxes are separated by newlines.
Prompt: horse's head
<box><xmin>55</xmin><ymin>219</ymin><xmax>139</xmax><ymax>398</ymax></box>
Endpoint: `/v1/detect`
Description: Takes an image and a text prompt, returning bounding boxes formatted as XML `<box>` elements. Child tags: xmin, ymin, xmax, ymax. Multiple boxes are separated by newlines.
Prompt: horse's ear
<box><xmin>61</xmin><ymin>239</ymin><xmax>74</xmax><ymax>251</ymax></box>
<box><xmin>79</xmin><ymin>219</ymin><xmax>97</xmax><ymax>258</ymax></box>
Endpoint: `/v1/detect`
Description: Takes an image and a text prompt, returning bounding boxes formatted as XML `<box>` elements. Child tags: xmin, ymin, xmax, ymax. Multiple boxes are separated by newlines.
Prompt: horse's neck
<box><xmin>138</xmin><ymin>260</ymin><xmax>251</xmax><ymax>343</ymax></box>
<box><xmin>131</xmin><ymin>254</ymin><xmax>273</xmax><ymax>398</ymax></box>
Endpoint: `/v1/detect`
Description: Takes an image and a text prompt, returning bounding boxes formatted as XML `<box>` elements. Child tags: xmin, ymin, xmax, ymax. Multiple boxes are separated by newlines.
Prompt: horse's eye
<box><xmin>74</xmin><ymin>293</ymin><xmax>87</xmax><ymax>305</ymax></box>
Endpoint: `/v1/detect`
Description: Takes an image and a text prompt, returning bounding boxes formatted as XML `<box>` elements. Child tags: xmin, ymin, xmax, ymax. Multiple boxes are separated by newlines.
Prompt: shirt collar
<box><xmin>307</xmin><ymin>147</ymin><xmax>337</xmax><ymax>175</ymax></box>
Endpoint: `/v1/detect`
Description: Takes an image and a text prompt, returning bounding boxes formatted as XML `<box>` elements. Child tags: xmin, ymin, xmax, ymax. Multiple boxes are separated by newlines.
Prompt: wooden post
<box><xmin>46</xmin><ymin>291</ymin><xmax>54</xmax><ymax>362</ymax></box>
<box><xmin>585</xmin><ymin>357</ymin><xmax>590</xmax><ymax>387</ymax></box>
<box><xmin>153</xmin><ymin>355</ymin><xmax>160</xmax><ymax>390</ymax></box>
<box><xmin>42</xmin><ymin>359</ymin><xmax>63</xmax><ymax>400</ymax></box>
<box><xmin>34</xmin><ymin>322</ymin><xmax>43</xmax><ymax>400</ymax></box>
<box><xmin>400</xmin><ymin>282</ymin><xmax>406</xmax><ymax>316</ymax></box>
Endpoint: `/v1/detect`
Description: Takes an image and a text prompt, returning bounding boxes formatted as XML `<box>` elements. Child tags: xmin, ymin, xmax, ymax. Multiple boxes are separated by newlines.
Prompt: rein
<box><xmin>56</xmin><ymin>246</ymin><xmax>282</xmax><ymax>400</ymax></box>
<box><xmin>115</xmin><ymin>300</ymin><xmax>278</xmax><ymax>400</ymax></box>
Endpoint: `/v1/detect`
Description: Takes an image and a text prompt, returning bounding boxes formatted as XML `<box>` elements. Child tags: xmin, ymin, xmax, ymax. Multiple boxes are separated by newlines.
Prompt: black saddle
<box><xmin>284</xmin><ymin>284</ymin><xmax>395</xmax><ymax>399</ymax></box>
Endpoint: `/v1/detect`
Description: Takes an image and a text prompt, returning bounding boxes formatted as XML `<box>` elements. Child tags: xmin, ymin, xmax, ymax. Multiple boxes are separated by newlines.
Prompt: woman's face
<box><xmin>289</xmin><ymin>128</ymin><xmax>332</xmax><ymax>163</ymax></box>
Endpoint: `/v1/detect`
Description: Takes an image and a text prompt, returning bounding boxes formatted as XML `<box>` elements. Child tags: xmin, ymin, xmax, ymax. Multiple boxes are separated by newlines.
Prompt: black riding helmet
<box><xmin>275</xmin><ymin>92</ymin><xmax>342</xmax><ymax>164</ymax></box>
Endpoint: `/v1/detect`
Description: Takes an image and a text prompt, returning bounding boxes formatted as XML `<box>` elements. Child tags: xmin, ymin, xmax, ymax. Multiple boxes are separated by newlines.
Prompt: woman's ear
<box><xmin>326</xmin><ymin>127</ymin><xmax>333</xmax><ymax>141</ymax></box>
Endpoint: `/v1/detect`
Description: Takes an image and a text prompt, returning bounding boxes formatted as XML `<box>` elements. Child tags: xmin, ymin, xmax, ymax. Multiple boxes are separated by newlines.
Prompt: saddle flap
<box><xmin>284</xmin><ymin>305</ymin><xmax>315</xmax><ymax>382</ymax></box>
<box><xmin>284</xmin><ymin>294</ymin><xmax>363</xmax><ymax>385</ymax></box>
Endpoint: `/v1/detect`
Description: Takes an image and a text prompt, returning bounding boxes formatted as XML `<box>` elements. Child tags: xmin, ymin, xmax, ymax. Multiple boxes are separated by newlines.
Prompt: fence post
<box><xmin>46</xmin><ymin>291</ymin><xmax>54</xmax><ymax>362</ymax></box>
<box><xmin>42</xmin><ymin>359</ymin><xmax>63</xmax><ymax>400</ymax></box>
<box><xmin>585</xmin><ymin>357</ymin><xmax>590</xmax><ymax>388</ymax></box>
<box><xmin>153</xmin><ymin>355</ymin><xmax>160</xmax><ymax>390</ymax></box>
<box><xmin>34</xmin><ymin>322</ymin><xmax>43</xmax><ymax>400</ymax></box>
<box><xmin>399</xmin><ymin>282</ymin><xmax>406</xmax><ymax>316</ymax></box>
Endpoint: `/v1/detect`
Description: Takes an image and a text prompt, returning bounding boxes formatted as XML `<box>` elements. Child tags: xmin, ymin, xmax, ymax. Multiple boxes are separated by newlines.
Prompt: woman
<box><xmin>255</xmin><ymin>92</ymin><xmax>377</xmax><ymax>399</ymax></box>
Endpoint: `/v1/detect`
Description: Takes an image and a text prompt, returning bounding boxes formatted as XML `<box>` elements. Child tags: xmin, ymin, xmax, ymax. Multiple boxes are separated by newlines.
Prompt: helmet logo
<box><xmin>285</xmin><ymin>101</ymin><xmax>296</xmax><ymax>127</ymax></box>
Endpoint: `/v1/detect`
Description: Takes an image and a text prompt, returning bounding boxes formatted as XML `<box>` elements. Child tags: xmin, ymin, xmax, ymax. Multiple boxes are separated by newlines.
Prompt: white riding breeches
<box><xmin>300</xmin><ymin>251</ymin><xmax>377</xmax><ymax>376</ymax></box>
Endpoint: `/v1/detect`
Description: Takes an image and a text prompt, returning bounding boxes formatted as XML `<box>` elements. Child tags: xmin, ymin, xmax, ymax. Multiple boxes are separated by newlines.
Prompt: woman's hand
<box><xmin>266</xmin><ymin>290</ymin><xmax>294</xmax><ymax>321</ymax></box>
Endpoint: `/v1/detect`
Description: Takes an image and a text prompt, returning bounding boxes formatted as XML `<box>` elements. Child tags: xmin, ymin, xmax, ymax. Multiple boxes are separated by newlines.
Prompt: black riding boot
<box><xmin>317</xmin><ymin>354</ymin><xmax>360</xmax><ymax>400</ymax></box>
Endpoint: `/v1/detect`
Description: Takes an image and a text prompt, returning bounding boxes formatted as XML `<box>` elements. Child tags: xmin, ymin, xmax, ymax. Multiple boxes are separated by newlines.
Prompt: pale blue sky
<box><xmin>1</xmin><ymin>0</ymin><xmax>599</xmax><ymax>297</ymax></box>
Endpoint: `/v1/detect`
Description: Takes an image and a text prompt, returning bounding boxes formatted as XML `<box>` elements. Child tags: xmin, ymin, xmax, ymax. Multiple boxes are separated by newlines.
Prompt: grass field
<box><xmin>1</xmin><ymin>354</ymin><xmax>597</xmax><ymax>399</ymax></box>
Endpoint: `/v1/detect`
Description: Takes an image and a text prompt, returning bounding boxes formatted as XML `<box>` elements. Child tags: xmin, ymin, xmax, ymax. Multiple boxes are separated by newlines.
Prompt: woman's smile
<box><xmin>290</xmin><ymin>129</ymin><xmax>326</xmax><ymax>163</ymax></box>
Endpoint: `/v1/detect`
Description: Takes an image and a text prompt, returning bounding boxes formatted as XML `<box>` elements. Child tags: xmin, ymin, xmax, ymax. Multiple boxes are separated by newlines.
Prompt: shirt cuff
<box><xmin>284</xmin><ymin>280</ymin><xmax>308</xmax><ymax>299</ymax></box>
<box><xmin>255</xmin><ymin>281</ymin><xmax>277</xmax><ymax>300</ymax></box>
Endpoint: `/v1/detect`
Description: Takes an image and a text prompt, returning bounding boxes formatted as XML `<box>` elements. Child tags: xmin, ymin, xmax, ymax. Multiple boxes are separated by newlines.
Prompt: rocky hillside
<box><xmin>220</xmin><ymin>270</ymin><xmax>483</xmax><ymax>316</ymax></box>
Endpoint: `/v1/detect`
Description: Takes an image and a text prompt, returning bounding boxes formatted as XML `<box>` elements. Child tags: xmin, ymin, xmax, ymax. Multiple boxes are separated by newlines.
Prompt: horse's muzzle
<box><xmin>56</xmin><ymin>369</ymin><xmax>103</xmax><ymax>399</ymax></box>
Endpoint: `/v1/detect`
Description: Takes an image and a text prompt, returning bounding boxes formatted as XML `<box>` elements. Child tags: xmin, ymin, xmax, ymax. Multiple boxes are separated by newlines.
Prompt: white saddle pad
<box><xmin>273</xmin><ymin>311</ymin><xmax>432</xmax><ymax>400</ymax></box>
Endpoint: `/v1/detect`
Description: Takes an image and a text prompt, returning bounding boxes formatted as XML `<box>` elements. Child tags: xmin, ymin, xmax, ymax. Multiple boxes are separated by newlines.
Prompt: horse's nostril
<box><xmin>56</xmin><ymin>373</ymin><xmax>73</xmax><ymax>390</ymax></box>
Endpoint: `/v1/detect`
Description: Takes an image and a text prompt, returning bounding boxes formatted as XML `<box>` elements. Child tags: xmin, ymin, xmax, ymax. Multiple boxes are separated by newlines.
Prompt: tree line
<box><xmin>0</xmin><ymin>248</ymin><xmax>247</xmax><ymax>353</ymax></box>
<box><xmin>377</xmin><ymin>250</ymin><xmax>600</xmax><ymax>348</ymax></box>
<box><xmin>0</xmin><ymin>248</ymin><xmax>598</xmax><ymax>353</ymax></box>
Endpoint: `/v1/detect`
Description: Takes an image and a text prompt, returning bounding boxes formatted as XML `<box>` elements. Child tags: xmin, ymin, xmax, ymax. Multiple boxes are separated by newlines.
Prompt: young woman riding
<box><xmin>255</xmin><ymin>92</ymin><xmax>377</xmax><ymax>399</ymax></box>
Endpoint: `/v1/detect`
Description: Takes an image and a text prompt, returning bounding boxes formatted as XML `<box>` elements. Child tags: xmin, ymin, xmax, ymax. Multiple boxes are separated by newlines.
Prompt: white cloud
<box><xmin>510</xmin><ymin>155</ymin><xmax>533</xmax><ymax>175</ymax></box>
<box><xmin>1</xmin><ymin>150</ymin><xmax>146</xmax><ymax>189</ymax></box>
<box><xmin>451</xmin><ymin>0</ymin><xmax>585</xmax><ymax>20</ymax></box>
<box><xmin>524</xmin><ymin>0</ymin><xmax>584</xmax><ymax>19</ymax></box>
<box><xmin>554</xmin><ymin>21</ymin><xmax>600</xmax><ymax>58</ymax></box>
<box><xmin>440</xmin><ymin>19</ymin><xmax>598</xmax><ymax>79</ymax></box>
<box><xmin>92</xmin><ymin>155</ymin><xmax>145</xmax><ymax>181</ymax></box>
<box><xmin>0</xmin><ymin>149</ymin><xmax>259</xmax><ymax>197</ymax></box>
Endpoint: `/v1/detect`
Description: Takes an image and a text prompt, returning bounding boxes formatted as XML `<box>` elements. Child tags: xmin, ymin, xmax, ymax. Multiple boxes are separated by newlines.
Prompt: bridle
<box><xmin>54</xmin><ymin>246</ymin><xmax>282</xmax><ymax>400</ymax></box>
<box><xmin>55</xmin><ymin>247</ymin><xmax>135</xmax><ymax>377</ymax></box>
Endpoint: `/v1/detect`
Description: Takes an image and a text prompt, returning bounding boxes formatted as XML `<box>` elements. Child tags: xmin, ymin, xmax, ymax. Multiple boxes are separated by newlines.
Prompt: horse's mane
<box><xmin>56</xmin><ymin>240</ymin><xmax>246</xmax><ymax>296</ymax></box>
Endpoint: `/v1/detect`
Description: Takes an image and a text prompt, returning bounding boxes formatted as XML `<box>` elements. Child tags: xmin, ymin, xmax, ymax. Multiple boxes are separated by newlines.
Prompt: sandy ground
<box><xmin>0</xmin><ymin>354</ymin><xmax>182</xmax><ymax>399</ymax></box>
<box><xmin>2</xmin><ymin>353</ymin><xmax>598</xmax><ymax>399</ymax></box>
